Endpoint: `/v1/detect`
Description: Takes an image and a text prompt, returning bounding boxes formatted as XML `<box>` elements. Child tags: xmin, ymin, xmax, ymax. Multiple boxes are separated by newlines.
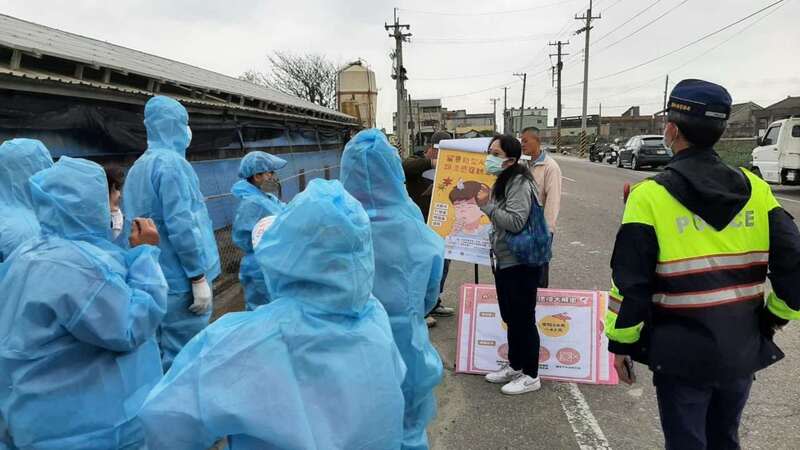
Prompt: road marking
<box><xmin>776</xmin><ymin>195</ymin><xmax>800</xmax><ymax>205</ymax></box>
<box><xmin>563</xmin><ymin>176</ymin><xmax>577</xmax><ymax>183</ymax></box>
<box><xmin>555</xmin><ymin>383</ymin><xmax>612</xmax><ymax>450</ymax></box>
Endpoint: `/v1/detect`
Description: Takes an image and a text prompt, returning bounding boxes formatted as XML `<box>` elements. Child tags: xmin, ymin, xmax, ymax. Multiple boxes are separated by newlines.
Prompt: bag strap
<box><xmin>529</xmin><ymin>177</ymin><xmax>544</xmax><ymax>208</ymax></box>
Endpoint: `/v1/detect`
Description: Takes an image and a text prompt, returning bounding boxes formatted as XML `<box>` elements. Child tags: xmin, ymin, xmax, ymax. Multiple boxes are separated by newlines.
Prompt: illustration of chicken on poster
<box><xmin>428</xmin><ymin>138</ymin><xmax>495</xmax><ymax>266</ymax></box>
<box><xmin>456</xmin><ymin>285</ymin><xmax>617</xmax><ymax>385</ymax></box>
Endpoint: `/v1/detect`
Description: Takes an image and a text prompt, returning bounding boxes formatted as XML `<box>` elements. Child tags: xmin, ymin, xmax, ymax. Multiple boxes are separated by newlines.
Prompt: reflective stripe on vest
<box><xmin>608</xmin><ymin>291</ymin><xmax>622</xmax><ymax>314</ymax></box>
<box><xmin>652</xmin><ymin>282</ymin><xmax>764</xmax><ymax>308</ymax></box>
<box><xmin>655</xmin><ymin>251</ymin><xmax>769</xmax><ymax>277</ymax></box>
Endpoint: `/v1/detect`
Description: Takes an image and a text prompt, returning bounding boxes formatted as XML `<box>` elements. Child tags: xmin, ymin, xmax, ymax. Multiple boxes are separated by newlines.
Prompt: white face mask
<box><xmin>186</xmin><ymin>125</ymin><xmax>193</xmax><ymax>145</ymax></box>
<box><xmin>663</xmin><ymin>126</ymin><xmax>674</xmax><ymax>151</ymax></box>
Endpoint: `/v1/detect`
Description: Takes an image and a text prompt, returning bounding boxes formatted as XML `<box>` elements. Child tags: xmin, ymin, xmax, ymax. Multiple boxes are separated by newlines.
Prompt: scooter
<box><xmin>605</xmin><ymin>149</ymin><xmax>618</xmax><ymax>165</ymax></box>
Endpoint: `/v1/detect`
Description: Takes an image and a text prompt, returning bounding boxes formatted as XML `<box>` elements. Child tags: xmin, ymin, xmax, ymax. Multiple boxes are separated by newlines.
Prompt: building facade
<box><xmin>723</xmin><ymin>102</ymin><xmax>764</xmax><ymax>138</ymax></box>
<box><xmin>445</xmin><ymin>109</ymin><xmax>496</xmax><ymax>137</ymax></box>
<box><xmin>505</xmin><ymin>107</ymin><xmax>548</xmax><ymax>135</ymax></box>
<box><xmin>600</xmin><ymin>107</ymin><xmax>659</xmax><ymax>141</ymax></box>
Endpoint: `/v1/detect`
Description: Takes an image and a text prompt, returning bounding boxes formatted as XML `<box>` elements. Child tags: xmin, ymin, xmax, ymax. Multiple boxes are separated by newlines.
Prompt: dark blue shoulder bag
<box><xmin>504</xmin><ymin>180</ymin><xmax>552</xmax><ymax>266</ymax></box>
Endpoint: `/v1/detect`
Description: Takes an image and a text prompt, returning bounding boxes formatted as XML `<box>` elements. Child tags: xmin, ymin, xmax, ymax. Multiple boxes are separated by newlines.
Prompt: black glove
<box><xmin>759</xmin><ymin>307</ymin><xmax>789</xmax><ymax>339</ymax></box>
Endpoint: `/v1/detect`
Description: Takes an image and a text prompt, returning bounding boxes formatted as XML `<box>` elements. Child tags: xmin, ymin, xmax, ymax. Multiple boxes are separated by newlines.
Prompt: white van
<box><xmin>751</xmin><ymin>117</ymin><xmax>800</xmax><ymax>185</ymax></box>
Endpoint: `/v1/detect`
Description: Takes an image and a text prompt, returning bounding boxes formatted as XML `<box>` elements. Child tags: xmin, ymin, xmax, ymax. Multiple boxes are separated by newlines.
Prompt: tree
<box><xmin>240</xmin><ymin>52</ymin><xmax>337</xmax><ymax>109</ymax></box>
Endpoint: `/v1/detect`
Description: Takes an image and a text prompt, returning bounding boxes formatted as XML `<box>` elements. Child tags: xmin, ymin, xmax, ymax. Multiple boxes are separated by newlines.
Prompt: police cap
<box><xmin>667</xmin><ymin>79</ymin><xmax>732</xmax><ymax>120</ymax></box>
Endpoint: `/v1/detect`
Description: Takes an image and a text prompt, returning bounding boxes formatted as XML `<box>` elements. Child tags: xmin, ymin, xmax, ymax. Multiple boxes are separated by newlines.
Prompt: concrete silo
<box><xmin>336</xmin><ymin>60</ymin><xmax>377</xmax><ymax>129</ymax></box>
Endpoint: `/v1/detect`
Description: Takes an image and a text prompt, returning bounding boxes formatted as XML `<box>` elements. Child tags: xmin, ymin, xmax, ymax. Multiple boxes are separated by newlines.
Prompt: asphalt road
<box><xmin>428</xmin><ymin>154</ymin><xmax>800</xmax><ymax>450</ymax></box>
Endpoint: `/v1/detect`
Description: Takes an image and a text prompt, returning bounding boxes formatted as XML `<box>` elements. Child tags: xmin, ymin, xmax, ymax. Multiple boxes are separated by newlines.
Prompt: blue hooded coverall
<box><xmin>0</xmin><ymin>157</ymin><xmax>167</xmax><ymax>450</ymax></box>
<box><xmin>0</xmin><ymin>139</ymin><xmax>53</xmax><ymax>262</ymax></box>
<box><xmin>341</xmin><ymin>129</ymin><xmax>445</xmax><ymax>450</ymax></box>
<box><xmin>123</xmin><ymin>95</ymin><xmax>221</xmax><ymax>370</ymax></box>
<box><xmin>231</xmin><ymin>151</ymin><xmax>287</xmax><ymax>310</ymax></box>
<box><xmin>139</xmin><ymin>179</ymin><xmax>407</xmax><ymax>450</ymax></box>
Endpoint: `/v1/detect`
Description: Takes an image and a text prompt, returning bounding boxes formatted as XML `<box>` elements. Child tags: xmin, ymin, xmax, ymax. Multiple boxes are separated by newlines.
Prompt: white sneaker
<box><xmin>485</xmin><ymin>363</ymin><xmax>522</xmax><ymax>384</ymax></box>
<box><xmin>501</xmin><ymin>374</ymin><xmax>542</xmax><ymax>395</ymax></box>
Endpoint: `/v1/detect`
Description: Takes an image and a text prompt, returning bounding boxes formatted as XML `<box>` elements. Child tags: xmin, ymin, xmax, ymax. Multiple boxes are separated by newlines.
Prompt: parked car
<box><xmin>751</xmin><ymin>117</ymin><xmax>800</xmax><ymax>185</ymax></box>
<box><xmin>617</xmin><ymin>135</ymin><xmax>672</xmax><ymax>170</ymax></box>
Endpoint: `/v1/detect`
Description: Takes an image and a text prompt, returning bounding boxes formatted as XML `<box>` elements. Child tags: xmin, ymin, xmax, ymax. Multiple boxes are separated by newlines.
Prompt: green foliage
<box><xmin>716</xmin><ymin>139</ymin><xmax>756</xmax><ymax>168</ymax></box>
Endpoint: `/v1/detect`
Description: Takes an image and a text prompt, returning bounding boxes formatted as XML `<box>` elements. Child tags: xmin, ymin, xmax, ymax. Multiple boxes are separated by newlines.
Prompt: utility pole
<box><xmin>503</xmin><ymin>87</ymin><xmax>508</xmax><ymax>133</ymax></box>
<box><xmin>549</xmin><ymin>40</ymin><xmax>569</xmax><ymax>153</ymax></box>
<box><xmin>598</xmin><ymin>103</ymin><xmax>602</xmax><ymax>140</ymax></box>
<box><xmin>575</xmin><ymin>0</ymin><xmax>601</xmax><ymax>158</ymax></box>
<box><xmin>662</xmin><ymin>74</ymin><xmax>670</xmax><ymax>129</ymax></box>
<box><xmin>513</xmin><ymin>73</ymin><xmax>527</xmax><ymax>135</ymax></box>
<box><xmin>408</xmin><ymin>94</ymin><xmax>415</xmax><ymax>148</ymax></box>
<box><xmin>386</xmin><ymin>8</ymin><xmax>411</xmax><ymax>156</ymax></box>
<box><xmin>490</xmin><ymin>97</ymin><xmax>500</xmax><ymax>133</ymax></box>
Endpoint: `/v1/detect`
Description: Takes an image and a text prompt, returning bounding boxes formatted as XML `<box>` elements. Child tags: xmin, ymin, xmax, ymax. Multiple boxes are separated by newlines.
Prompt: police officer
<box><xmin>605</xmin><ymin>79</ymin><xmax>800</xmax><ymax>450</ymax></box>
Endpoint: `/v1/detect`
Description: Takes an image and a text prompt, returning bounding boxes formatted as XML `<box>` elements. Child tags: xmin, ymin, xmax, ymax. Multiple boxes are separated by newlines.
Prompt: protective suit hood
<box><xmin>29</xmin><ymin>156</ymin><xmax>110</xmax><ymax>242</ymax></box>
<box><xmin>143</xmin><ymin>95</ymin><xmax>191</xmax><ymax>157</ymax></box>
<box><xmin>231</xmin><ymin>178</ymin><xmax>262</xmax><ymax>200</ymax></box>
<box><xmin>0</xmin><ymin>138</ymin><xmax>53</xmax><ymax>207</ymax></box>
<box><xmin>341</xmin><ymin>129</ymin><xmax>417</xmax><ymax>216</ymax></box>
<box><xmin>255</xmin><ymin>179</ymin><xmax>374</xmax><ymax>316</ymax></box>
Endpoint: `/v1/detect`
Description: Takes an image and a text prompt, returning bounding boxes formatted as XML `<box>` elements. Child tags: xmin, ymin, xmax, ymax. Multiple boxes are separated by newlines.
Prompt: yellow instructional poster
<box><xmin>428</xmin><ymin>138</ymin><xmax>494</xmax><ymax>266</ymax></box>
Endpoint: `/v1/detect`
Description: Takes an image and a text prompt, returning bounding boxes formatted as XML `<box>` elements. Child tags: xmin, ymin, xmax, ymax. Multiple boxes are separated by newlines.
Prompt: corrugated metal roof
<box><xmin>0</xmin><ymin>67</ymin><xmax>353</xmax><ymax>127</ymax></box>
<box><xmin>0</xmin><ymin>13</ymin><xmax>353</xmax><ymax>121</ymax></box>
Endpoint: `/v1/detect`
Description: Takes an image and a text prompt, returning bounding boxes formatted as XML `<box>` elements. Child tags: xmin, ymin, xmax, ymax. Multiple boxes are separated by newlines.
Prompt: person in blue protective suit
<box><xmin>139</xmin><ymin>179</ymin><xmax>407</xmax><ymax>450</ymax></box>
<box><xmin>0</xmin><ymin>156</ymin><xmax>168</xmax><ymax>450</ymax></box>
<box><xmin>123</xmin><ymin>95</ymin><xmax>221</xmax><ymax>371</ymax></box>
<box><xmin>341</xmin><ymin>128</ymin><xmax>445</xmax><ymax>450</ymax></box>
<box><xmin>0</xmin><ymin>138</ymin><xmax>53</xmax><ymax>262</ymax></box>
<box><xmin>231</xmin><ymin>151</ymin><xmax>287</xmax><ymax>310</ymax></box>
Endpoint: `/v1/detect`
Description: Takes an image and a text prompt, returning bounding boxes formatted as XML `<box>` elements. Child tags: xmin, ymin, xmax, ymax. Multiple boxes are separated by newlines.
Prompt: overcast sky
<box><xmin>2</xmin><ymin>0</ymin><xmax>798</xmax><ymax>130</ymax></box>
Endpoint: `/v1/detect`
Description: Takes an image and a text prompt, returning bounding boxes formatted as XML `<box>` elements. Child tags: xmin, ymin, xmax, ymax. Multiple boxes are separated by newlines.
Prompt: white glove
<box><xmin>189</xmin><ymin>276</ymin><xmax>213</xmax><ymax>315</ymax></box>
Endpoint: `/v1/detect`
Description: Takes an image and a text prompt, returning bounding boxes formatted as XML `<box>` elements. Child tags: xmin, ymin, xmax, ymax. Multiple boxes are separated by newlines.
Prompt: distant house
<box><xmin>725</xmin><ymin>102</ymin><xmax>763</xmax><ymax>138</ymax></box>
<box><xmin>600</xmin><ymin>107</ymin><xmax>659</xmax><ymax>141</ymax></box>
<box><xmin>753</xmin><ymin>96</ymin><xmax>800</xmax><ymax>131</ymax></box>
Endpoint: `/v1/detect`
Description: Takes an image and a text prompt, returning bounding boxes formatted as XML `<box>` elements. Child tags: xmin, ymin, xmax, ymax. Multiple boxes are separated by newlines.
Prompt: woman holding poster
<box><xmin>476</xmin><ymin>134</ymin><xmax>543</xmax><ymax>395</ymax></box>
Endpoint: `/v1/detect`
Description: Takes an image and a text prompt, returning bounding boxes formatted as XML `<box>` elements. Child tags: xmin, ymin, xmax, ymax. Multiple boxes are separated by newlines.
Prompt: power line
<box><xmin>546</xmin><ymin>0</ymin><xmax>786</xmax><ymax>114</ymax></box>
<box><xmin>417</xmin><ymin>66</ymin><xmax>554</xmax><ymax>100</ymax></box>
<box><xmin>568</xmin><ymin>0</ymin><xmax>785</xmax><ymax>86</ymax></box>
<box><xmin>412</xmin><ymin>41</ymin><xmax>552</xmax><ymax>81</ymax></box>
<box><xmin>593</xmin><ymin>0</ymin><xmax>691</xmax><ymax>55</ymax></box>
<box><xmin>413</xmin><ymin>31</ymin><xmax>557</xmax><ymax>45</ymax></box>
<box><xmin>398</xmin><ymin>0</ymin><xmax>582</xmax><ymax>17</ymax></box>
<box><xmin>601</xmin><ymin>0</ymin><xmax>627</xmax><ymax>13</ymax></box>
<box><xmin>592</xmin><ymin>0</ymin><xmax>662</xmax><ymax>44</ymax></box>
<box><xmin>561</xmin><ymin>0</ymin><xmax>687</xmax><ymax>68</ymax></box>
<box><xmin>406</xmin><ymin>12</ymin><xmax>577</xmax><ymax>83</ymax></box>
<box><xmin>557</xmin><ymin>0</ymin><xmax>786</xmax><ymax>113</ymax></box>
<box><xmin>411</xmin><ymin>53</ymin><xmax>548</xmax><ymax>81</ymax></box>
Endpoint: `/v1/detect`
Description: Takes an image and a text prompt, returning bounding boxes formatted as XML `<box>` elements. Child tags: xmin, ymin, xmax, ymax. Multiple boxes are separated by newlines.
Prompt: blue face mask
<box><xmin>485</xmin><ymin>155</ymin><xmax>508</xmax><ymax>175</ymax></box>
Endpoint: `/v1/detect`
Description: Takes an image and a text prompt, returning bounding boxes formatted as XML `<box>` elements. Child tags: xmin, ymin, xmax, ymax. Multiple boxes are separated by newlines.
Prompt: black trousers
<box><xmin>538</xmin><ymin>262</ymin><xmax>549</xmax><ymax>288</ymax></box>
<box><xmin>440</xmin><ymin>259</ymin><xmax>451</xmax><ymax>294</ymax></box>
<box><xmin>494</xmin><ymin>264</ymin><xmax>542</xmax><ymax>377</ymax></box>
<box><xmin>427</xmin><ymin>259</ymin><xmax>451</xmax><ymax>315</ymax></box>
<box><xmin>654</xmin><ymin>373</ymin><xmax>753</xmax><ymax>450</ymax></box>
